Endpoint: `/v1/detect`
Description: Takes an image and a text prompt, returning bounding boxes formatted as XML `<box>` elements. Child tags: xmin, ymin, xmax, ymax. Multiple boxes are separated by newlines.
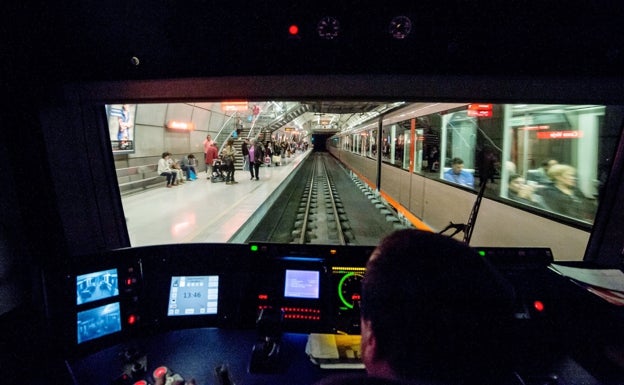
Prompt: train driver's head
<box><xmin>359</xmin><ymin>229</ymin><xmax>516</xmax><ymax>383</ymax></box>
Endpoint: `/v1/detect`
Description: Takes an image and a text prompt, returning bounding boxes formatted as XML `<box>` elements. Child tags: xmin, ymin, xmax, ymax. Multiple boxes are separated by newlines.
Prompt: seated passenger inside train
<box><xmin>316</xmin><ymin>229</ymin><xmax>518</xmax><ymax>385</ymax></box>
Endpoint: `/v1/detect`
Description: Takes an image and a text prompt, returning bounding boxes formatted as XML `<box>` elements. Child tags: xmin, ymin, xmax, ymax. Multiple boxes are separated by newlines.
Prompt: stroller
<box><xmin>210</xmin><ymin>159</ymin><xmax>226</xmax><ymax>183</ymax></box>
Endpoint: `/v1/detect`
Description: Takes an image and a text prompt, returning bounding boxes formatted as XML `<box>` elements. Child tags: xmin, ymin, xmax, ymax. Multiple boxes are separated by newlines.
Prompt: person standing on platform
<box><xmin>202</xmin><ymin>134</ymin><xmax>214</xmax><ymax>174</ymax></box>
<box><xmin>248</xmin><ymin>138</ymin><xmax>264</xmax><ymax>181</ymax></box>
<box><xmin>222</xmin><ymin>139</ymin><xmax>238</xmax><ymax>184</ymax></box>
<box><xmin>315</xmin><ymin>229</ymin><xmax>516</xmax><ymax>385</ymax></box>
<box><xmin>205</xmin><ymin>142</ymin><xmax>218</xmax><ymax>180</ymax></box>
<box><xmin>157</xmin><ymin>152</ymin><xmax>178</xmax><ymax>188</ymax></box>
<box><xmin>241</xmin><ymin>139</ymin><xmax>250</xmax><ymax>172</ymax></box>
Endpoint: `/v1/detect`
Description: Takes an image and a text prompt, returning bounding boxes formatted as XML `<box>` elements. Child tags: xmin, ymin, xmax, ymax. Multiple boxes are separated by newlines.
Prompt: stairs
<box><xmin>215</xmin><ymin>124</ymin><xmax>271</xmax><ymax>170</ymax></box>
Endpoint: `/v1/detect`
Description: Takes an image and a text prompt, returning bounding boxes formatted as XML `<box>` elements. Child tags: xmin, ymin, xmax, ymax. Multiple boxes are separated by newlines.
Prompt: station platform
<box><xmin>121</xmin><ymin>150</ymin><xmax>310</xmax><ymax>246</ymax></box>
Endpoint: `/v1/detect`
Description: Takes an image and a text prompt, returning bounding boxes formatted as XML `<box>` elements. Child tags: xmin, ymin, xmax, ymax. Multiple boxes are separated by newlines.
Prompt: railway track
<box><xmin>292</xmin><ymin>154</ymin><xmax>351</xmax><ymax>245</ymax></box>
<box><xmin>246</xmin><ymin>153</ymin><xmax>403</xmax><ymax>245</ymax></box>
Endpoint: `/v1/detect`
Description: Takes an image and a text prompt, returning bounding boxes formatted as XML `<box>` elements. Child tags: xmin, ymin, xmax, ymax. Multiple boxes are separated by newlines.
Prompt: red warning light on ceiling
<box><xmin>289</xmin><ymin>24</ymin><xmax>299</xmax><ymax>35</ymax></box>
<box><xmin>533</xmin><ymin>300</ymin><xmax>545</xmax><ymax>312</ymax></box>
<box><xmin>127</xmin><ymin>314</ymin><xmax>138</xmax><ymax>325</ymax></box>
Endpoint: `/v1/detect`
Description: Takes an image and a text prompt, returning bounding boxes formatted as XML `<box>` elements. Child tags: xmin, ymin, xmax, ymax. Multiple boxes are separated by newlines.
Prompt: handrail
<box><xmin>215</xmin><ymin>113</ymin><xmax>238</xmax><ymax>154</ymax></box>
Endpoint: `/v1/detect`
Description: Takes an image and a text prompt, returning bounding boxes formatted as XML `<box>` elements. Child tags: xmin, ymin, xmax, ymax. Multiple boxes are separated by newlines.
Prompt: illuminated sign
<box><xmin>536</xmin><ymin>130</ymin><xmax>583</xmax><ymax>139</ymax></box>
<box><xmin>467</xmin><ymin>103</ymin><xmax>493</xmax><ymax>117</ymax></box>
<box><xmin>284</xmin><ymin>127</ymin><xmax>295</xmax><ymax>131</ymax></box>
<box><xmin>467</xmin><ymin>110</ymin><xmax>492</xmax><ymax>117</ymax></box>
<box><xmin>166</xmin><ymin>120</ymin><xmax>195</xmax><ymax>131</ymax></box>
<box><xmin>221</xmin><ymin>101</ymin><xmax>249</xmax><ymax>112</ymax></box>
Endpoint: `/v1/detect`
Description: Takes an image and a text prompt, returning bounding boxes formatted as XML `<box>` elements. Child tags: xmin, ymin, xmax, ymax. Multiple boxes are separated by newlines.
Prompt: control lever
<box><xmin>215</xmin><ymin>364</ymin><xmax>233</xmax><ymax>385</ymax></box>
<box><xmin>249</xmin><ymin>307</ymin><xmax>284</xmax><ymax>373</ymax></box>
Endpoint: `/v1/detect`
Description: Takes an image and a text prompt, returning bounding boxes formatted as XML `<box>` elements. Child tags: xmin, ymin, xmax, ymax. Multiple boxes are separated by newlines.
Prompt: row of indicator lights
<box><xmin>257</xmin><ymin>304</ymin><xmax>321</xmax><ymax>313</ymax></box>
<box><xmin>281</xmin><ymin>307</ymin><xmax>320</xmax><ymax>313</ymax></box>
<box><xmin>282</xmin><ymin>307</ymin><xmax>321</xmax><ymax>320</ymax></box>
<box><xmin>284</xmin><ymin>314</ymin><xmax>320</xmax><ymax>320</ymax></box>
<box><xmin>332</xmin><ymin>266</ymin><xmax>366</xmax><ymax>273</ymax></box>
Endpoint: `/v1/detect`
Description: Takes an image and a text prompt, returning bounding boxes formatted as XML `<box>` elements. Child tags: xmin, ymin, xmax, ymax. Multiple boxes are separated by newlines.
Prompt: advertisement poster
<box><xmin>106</xmin><ymin>104</ymin><xmax>136</xmax><ymax>153</ymax></box>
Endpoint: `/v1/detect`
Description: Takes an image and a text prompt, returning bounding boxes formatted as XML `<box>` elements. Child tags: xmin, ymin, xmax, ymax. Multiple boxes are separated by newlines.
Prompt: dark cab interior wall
<box><xmin>3</xmin><ymin>0</ymin><xmax>624</xmax><ymax>383</ymax></box>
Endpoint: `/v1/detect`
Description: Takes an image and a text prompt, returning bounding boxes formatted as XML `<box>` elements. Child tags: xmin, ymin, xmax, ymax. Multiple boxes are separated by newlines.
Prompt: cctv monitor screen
<box><xmin>167</xmin><ymin>275</ymin><xmax>219</xmax><ymax>316</ymax></box>
<box><xmin>77</xmin><ymin>302</ymin><xmax>122</xmax><ymax>344</ymax></box>
<box><xmin>284</xmin><ymin>269</ymin><xmax>320</xmax><ymax>299</ymax></box>
<box><xmin>76</xmin><ymin>268</ymin><xmax>119</xmax><ymax>305</ymax></box>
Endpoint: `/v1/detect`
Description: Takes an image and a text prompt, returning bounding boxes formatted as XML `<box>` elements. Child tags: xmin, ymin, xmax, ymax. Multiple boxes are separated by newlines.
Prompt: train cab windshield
<box><xmin>102</xmin><ymin>97</ymin><xmax>623</xmax><ymax>262</ymax></box>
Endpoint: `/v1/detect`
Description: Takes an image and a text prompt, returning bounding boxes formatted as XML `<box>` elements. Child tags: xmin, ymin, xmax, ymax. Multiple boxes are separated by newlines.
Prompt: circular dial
<box><xmin>317</xmin><ymin>16</ymin><xmax>341</xmax><ymax>40</ymax></box>
<box><xmin>337</xmin><ymin>272</ymin><xmax>364</xmax><ymax>309</ymax></box>
<box><xmin>388</xmin><ymin>15</ymin><xmax>412</xmax><ymax>40</ymax></box>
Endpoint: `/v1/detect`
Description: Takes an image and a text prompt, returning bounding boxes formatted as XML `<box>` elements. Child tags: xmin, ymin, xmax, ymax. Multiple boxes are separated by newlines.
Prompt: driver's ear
<box><xmin>360</xmin><ymin>318</ymin><xmax>376</xmax><ymax>359</ymax></box>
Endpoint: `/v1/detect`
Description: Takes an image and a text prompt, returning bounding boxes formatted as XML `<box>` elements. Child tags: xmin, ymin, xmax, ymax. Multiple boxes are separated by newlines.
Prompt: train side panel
<box><xmin>329</xmin><ymin>146</ymin><xmax>589</xmax><ymax>260</ymax></box>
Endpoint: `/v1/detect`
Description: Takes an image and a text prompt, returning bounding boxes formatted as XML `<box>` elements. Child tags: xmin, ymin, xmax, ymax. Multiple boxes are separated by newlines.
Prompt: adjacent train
<box><xmin>328</xmin><ymin>102</ymin><xmax>624</xmax><ymax>260</ymax></box>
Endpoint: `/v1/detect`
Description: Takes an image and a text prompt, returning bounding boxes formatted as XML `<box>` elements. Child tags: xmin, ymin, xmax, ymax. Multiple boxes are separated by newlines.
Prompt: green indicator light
<box><xmin>478</xmin><ymin>250</ymin><xmax>485</xmax><ymax>257</ymax></box>
<box><xmin>250</xmin><ymin>245</ymin><xmax>258</xmax><ymax>252</ymax></box>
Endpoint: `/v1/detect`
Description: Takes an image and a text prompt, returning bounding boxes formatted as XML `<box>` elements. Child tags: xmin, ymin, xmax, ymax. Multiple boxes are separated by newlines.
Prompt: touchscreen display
<box><xmin>167</xmin><ymin>275</ymin><xmax>219</xmax><ymax>316</ymax></box>
<box><xmin>76</xmin><ymin>268</ymin><xmax>119</xmax><ymax>305</ymax></box>
<box><xmin>77</xmin><ymin>302</ymin><xmax>122</xmax><ymax>344</ymax></box>
<box><xmin>284</xmin><ymin>269</ymin><xmax>320</xmax><ymax>299</ymax></box>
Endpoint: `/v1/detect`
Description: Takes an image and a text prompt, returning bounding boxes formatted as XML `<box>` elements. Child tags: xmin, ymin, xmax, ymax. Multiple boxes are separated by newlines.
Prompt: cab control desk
<box><xmin>67</xmin><ymin>329</ymin><xmax>359</xmax><ymax>385</ymax></box>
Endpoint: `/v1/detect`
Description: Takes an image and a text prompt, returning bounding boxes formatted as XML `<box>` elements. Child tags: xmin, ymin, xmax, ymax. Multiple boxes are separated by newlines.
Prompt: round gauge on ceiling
<box><xmin>388</xmin><ymin>15</ymin><xmax>412</xmax><ymax>40</ymax></box>
<box><xmin>317</xmin><ymin>16</ymin><xmax>341</xmax><ymax>40</ymax></box>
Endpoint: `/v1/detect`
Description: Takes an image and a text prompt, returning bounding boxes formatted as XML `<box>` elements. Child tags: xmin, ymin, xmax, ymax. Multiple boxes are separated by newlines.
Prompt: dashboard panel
<box><xmin>57</xmin><ymin>243</ymin><xmax>374</xmax><ymax>359</ymax></box>
<box><xmin>54</xmin><ymin>243</ymin><xmax>624</xmax><ymax>385</ymax></box>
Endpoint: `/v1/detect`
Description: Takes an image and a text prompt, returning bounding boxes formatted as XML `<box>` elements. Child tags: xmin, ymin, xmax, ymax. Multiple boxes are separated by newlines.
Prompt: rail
<box><xmin>296</xmin><ymin>155</ymin><xmax>347</xmax><ymax>245</ymax></box>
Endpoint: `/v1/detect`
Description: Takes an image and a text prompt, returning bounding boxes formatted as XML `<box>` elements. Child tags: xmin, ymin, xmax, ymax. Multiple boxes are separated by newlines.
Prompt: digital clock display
<box><xmin>167</xmin><ymin>275</ymin><xmax>219</xmax><ymax>316</ymax></box>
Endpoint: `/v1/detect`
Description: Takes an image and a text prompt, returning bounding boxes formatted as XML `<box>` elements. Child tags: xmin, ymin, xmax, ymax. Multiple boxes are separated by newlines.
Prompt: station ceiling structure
<box><xmin>251</xmin><ymin>100</ymin><xmax>405</xmax><ymax>136</ymax></box>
